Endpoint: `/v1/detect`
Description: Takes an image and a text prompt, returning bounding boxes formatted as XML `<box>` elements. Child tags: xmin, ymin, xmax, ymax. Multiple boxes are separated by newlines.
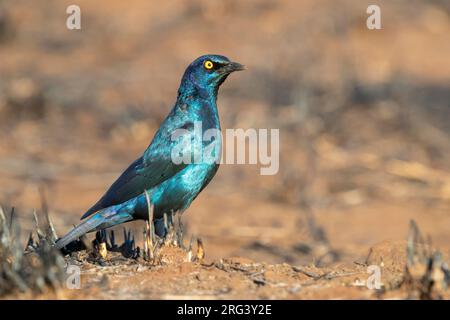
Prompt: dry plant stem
<box><xmin>402</xmin><ymin>219</ymin><xmax>450</xmax><ymax>299</ymax></box>
<box><xmin>176</xmin><ymin>213</ymin><xmax>184</xmax><ymax>248</ymax></box>
<box><xmin>144</xmin><ymin>190</ymin><xmax>154</xmax><ymax>261</ymax></box>
<box><xmin>186</xmin><ymin>236</ymin><xmax>194</xmax><ymax>262</ymax></box>
<box><xmin>0</xmin><ymin>206</ymin><xmax>65</xmax><ymax>296</ymax></box>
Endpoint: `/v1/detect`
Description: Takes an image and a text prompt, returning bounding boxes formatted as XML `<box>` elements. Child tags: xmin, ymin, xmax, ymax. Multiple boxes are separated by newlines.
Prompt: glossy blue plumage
<box><xmin>56</xmin><ymin>55</ymin><xmax>244</xmax><ymax>249</ymax></box>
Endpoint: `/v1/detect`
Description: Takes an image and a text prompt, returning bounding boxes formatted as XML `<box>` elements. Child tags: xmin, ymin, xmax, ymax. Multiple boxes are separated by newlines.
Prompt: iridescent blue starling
<box><xmin>56</xmin><ymin>55</ymin><xmax>244</xmax><ymax>249</ymax></box>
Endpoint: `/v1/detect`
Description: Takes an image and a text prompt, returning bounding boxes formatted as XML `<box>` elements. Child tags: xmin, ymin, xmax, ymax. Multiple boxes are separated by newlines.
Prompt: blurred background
<box><xmin>0</xmin><ymin>0</ymin><xmax>449</xmax><ymax>266</ymax></box>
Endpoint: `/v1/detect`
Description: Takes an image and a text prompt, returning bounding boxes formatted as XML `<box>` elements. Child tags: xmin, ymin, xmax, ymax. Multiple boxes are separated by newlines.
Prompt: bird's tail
<box><xmin>55</xmin><ymin>207</ymin><xmax>133</xmax><ymax>249</ymax></box>
<box><xmin>55</xmin><ymin>212</ymin><xmax>105</xmax><ymax>249</ymax></box>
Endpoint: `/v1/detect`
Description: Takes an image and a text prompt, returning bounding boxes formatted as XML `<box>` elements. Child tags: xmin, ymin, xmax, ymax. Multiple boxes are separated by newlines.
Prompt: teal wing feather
<box><xmin>81</xmin><ymin>120</ymin><xmax>193</xmax><ymax>219</ymax></box>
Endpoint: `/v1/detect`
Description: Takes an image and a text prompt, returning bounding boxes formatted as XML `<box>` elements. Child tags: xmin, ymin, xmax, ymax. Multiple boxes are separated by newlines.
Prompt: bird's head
<box><xmin>180</xmin><ymin>54</ymin><xmax>245</xmax><ymax>97</ymax></box>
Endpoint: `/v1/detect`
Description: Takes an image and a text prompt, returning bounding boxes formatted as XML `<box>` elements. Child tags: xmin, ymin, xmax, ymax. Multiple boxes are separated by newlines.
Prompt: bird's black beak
<box><xmin>220</xmin><ymin>61</ymin><xmax>246</xmax><ymax>74</ymax></box>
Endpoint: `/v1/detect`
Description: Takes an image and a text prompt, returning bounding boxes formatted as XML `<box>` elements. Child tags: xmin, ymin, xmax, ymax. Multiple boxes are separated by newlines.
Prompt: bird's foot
<box><xmin>159</xmin><ymin>211</ymin><xmax>184</xmax><ymax>248</ymax></box>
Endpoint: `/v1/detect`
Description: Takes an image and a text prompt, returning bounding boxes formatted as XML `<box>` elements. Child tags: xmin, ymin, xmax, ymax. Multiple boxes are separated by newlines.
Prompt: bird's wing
<box><xmin>81</xmin><ymin>120</ymin><xmax>193</xmax><ymax>219</ymax></box>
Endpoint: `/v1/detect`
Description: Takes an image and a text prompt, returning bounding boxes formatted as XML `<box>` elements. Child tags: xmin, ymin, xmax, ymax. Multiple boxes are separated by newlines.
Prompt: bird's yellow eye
<box><xmin>204</xmin><ymin>60</ymin><xmax>214</xmax><ymax>70</ymax></box>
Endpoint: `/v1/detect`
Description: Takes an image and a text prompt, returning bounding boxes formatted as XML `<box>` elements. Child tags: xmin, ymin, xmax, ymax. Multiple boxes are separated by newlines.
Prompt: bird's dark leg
<box><xmin>154</xmin><ymin>217</ymin><xmax>167</xmax><ymax>238</ymax></box>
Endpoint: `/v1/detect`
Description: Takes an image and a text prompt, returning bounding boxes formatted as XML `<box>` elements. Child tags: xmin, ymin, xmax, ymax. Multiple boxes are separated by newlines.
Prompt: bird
<box><xmin>55</xmin><ymin>55</ymin><xmax>244</xmax><ymax>249</ymax></box>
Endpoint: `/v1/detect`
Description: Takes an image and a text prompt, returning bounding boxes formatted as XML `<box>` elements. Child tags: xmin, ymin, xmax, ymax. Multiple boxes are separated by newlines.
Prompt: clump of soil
<box><xmin>0</xmin><ymin>207</ymin><xmax>65</xmax><ymax>296</ymax></box>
